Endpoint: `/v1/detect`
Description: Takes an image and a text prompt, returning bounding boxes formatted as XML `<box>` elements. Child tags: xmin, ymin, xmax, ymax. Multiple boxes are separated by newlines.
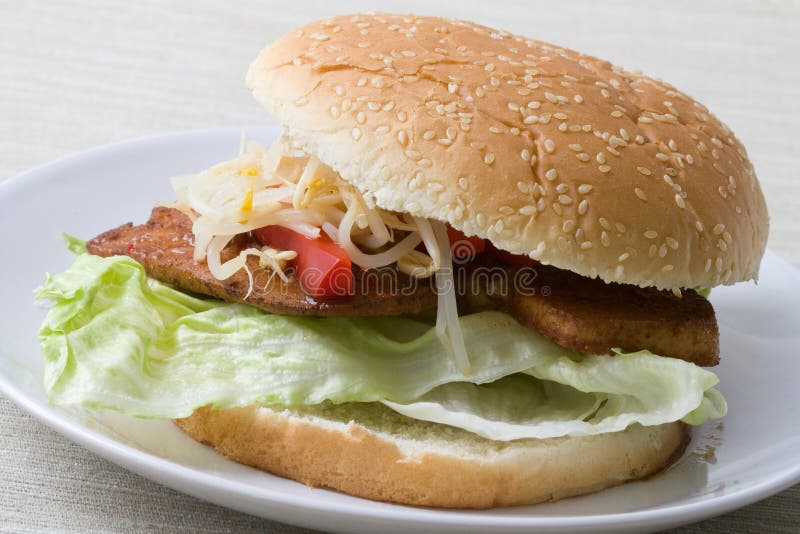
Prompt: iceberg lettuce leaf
<box><xmin>36</xmin><ymin>253</ymin><xmax>725</xmax><ymax>439</ymax></box>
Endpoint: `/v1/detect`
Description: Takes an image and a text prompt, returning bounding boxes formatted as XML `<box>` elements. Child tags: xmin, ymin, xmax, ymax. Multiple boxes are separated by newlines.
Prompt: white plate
<box><xmin>1</xmin><ymin>127</ymin><xmax>799</xmax><ymax>534</ymax></box>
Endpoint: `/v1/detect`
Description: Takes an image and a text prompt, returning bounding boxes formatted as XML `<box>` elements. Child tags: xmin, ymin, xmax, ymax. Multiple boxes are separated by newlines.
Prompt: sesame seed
<box><xmin>618</xmin><ymin>252</ymin><xmax>630</xmax><ymax>262</ymax></box>
<box><xmin>659</xmin><ymin>244</ymin><xmax>668</xmax><ymax>258</ymax></box>
<box><xmin>576</xmin><ymin>153</ymin><xmax>591</xmax><ymax>162</ymax></box>
<box><xmin>713</xmin><ymin>224</ymin><xmax>725</xmax><ymax>235</ymax></box>
<box><xmin>356</xmin><ymin>112</ymin><xmax>366</xmax><ymax>124</ymax></box>
<box><xmin>662</xmin><ymin>265</ymin><xmax>674</xmax><ymax>272</ymax></box>
<box><xmin>397</xmin><ymin>111</ymin><xmax>408</xmax><ymax>122</ymax></box>
<box><xmin>556</xmin><ymin>183</ymin><xmax>569</xmax><ymax>193</ymax></box>
<box><xmin>367</xmin><ymin>101</ymin><xmax>381</xmax><ymax>111</ymax></box>
<box><xmin>596</xmin><ymin>152</ymin><xmax>607</xmax><ymax>164</ymax></box>
<box><xmin>527</xmin><ymin>101</ymin><xmax>541</xmax><ymax>109</ymax></box>
<box><xmin>423</xmin><ymin>130</ymin><xmax>436</xmax><ymax>140</ymax></box>
<box><xmin>524</xmin><ymin>115</ymin><xmax>539</xmax><ymax>124</ymax></box>
<box><xmin>484</xmin><ymin>153</ymin><xmax>495</xmax><ymax>165</ymax></box>
<box><xmin>558</xmin><ymin>194</ymin><xmax>573</xmax><ymax>205</ymax></box>
<box><xmin>574</xmin><ymin>94</ymin><xmax>584</xmax><ymax>103</ymax></box>
<box><xmin>716</xmin><ymin>257</ymin><xmax>723</xmax><ymax>273</ymax></box>
<box><xmin>705</xmin><ymin>258</ymin><xmax>712</xmax><ymax>272</ymax></box>
<box><xmin>610</xmin><ymin>110</ymin><xmax>623</xmax><ymax>118</ymax></box>
<box><xmin>545</xmin><ymin>168</ymin><xmax>558</xmax><ymax>181</ymax></box>
<box><xmin>598</xmin><ymin>217</ymin><xmax>611</xmax><ymax>230</ymax></box>
<box><xmin>615</xmin><ymin>222</ymin><xmax>627</xmax><ymax>233</ymax></box>
<box><xmin>569</xmin><ymin>144</ymin><xmax>583</xmax><ymax>152</ymax></box>
<box><xmin>544</xmin><ymin>139</ymin><xmax>555</xmax><ymax>153</ymax></box>
<box><xmin>644</xmin><ymin>230</ymin><xmax>658</xmax><ymax>239</ymax></box>
<box><xmin>507</xmin><ymin>102</ymin><xmax>519</xmax><ymax>112</ymax></box>
<box><xmin>634</xmin><ymin>188</ymin><xmax>648</xmax><ymax>201</ymax></box>
<box><xmin>675</xmin><ymin>194</ymin><xmax>686</xmax><ymax>209</ymax></box>
<box><xmin>578</xmin><ymin>184</ymin><xmax>593</xmax><ymax>194</ymax></box>
<box><xmin>649</xmin><ymin>245</ymin><xmax>657</xmax><ymax>258</ymax></box>
<box><xmin>696</xmin><ymin>221</ymin><xmax>705</xmax><ymax>232</ymax></box>
<box><xmin>578</xmin><ymin>199</ymin><xmax>588</xmax><ymax>215</ymax></box>
<box><xmin>521</xmin><ymin>149</ymin><xmax>531</xmax><ymax>161</ymax></box>
<box><xmin>329</xmin><ymin>106</ymin><xmax>340</xmax><ymax>119</ymax></box>
<box><xmin>562</xmin><ymin>220</ymin><xmax>575</xmax><ymax>233</ymax></box>
<box><xmin>397</xmin><ymin>130</ymin><xmax>408</xmax><ymax>146</ymax></box>
<box><xmin>636</xmin><ymin>166</ymin><xmax>652</xmax><ymax>176</ymax></box>
<box><xmin>609</xmin><ymin>135</ymin><xmax>627</xmax><ymax>148</ymax></box>
<box><xmin>601</xmin><ymin>231</ymin><xmax>610</xmax><ymax>247</ymax></box>
<box><xmin>375</xmin><ymin>125</ymin><xmax>389</xmax><ymax>134</ymax></box>
<box><xmin>294</xmin><ymin>97</ymin><xmax>308</xmax><ymax>106</ymax></box>
<box><xmin>580</xmin><ymin>241</ymin><xmax>593</xmax><ymax>250</ymax></box>
<box><xmin>351</xmin><ymin>127</ymin><xmax>362</xmax><ymax>141</ymax></box>
<box><xmin>458</xmin><ymin>177</ymin><xmax>469</xmax><ymax>190</ymax></box>
<box><xmin>599</xmin><ymin>165</ymin><xmax>611</xmax><ymax>173</ymax></box>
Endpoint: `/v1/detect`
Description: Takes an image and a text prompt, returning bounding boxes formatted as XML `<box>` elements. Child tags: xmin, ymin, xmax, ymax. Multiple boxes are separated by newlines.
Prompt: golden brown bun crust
<box><xmin>175</xmin><ymin>404</ymin><xmax>688</xmax><ymax>508</ymax></box>
<box><xmin>247</xmin><ymin>13</ymin><xmax>768</xmax><ymax>289</ymax></box>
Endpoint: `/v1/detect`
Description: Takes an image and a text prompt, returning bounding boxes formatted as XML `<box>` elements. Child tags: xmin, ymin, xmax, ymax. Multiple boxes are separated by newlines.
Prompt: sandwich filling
<box><xmin>36</xmin><ymin>139</ymin><xmax>727</xmax><ymax>441</ymax></box>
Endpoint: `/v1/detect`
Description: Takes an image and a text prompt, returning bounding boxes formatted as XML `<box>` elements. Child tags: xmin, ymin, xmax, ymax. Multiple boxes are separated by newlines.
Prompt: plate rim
<box><xmin>2</xmin><ymin>127</ymin><xmax>799</xmax><ymax>532</ymax></box>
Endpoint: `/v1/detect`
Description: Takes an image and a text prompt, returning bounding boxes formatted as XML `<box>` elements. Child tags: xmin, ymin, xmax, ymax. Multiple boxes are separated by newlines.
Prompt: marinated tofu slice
<box><xmin>510</xmin><ymin>265</ymin><xmax>719</xmax><ymax>366</ymax></box>
<box><xmin>87</xmin><ymin>208</ymin><xmax>719</xmax><ymax>365</ymax></box>
<box><xmin>86</xmin><ymin>207</ymin><xmax>436</xmax><ymax>317</ymax></box>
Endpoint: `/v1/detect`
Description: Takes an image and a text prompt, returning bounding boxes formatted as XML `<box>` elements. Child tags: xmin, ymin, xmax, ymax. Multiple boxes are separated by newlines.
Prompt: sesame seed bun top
<box><xmin>246</xmin><ymin>13</ymin><xmax>768</xmax><ymax>289</ymax></box>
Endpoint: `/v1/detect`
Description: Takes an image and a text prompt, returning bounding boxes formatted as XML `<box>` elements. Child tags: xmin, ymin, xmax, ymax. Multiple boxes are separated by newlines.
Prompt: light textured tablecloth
<box><xmin>1</xmin><ymin>1</ymin><xmax>798</xmax><ymax>532</ymax></box>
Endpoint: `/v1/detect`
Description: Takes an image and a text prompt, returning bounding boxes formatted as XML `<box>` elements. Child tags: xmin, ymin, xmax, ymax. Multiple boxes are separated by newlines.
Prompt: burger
<box><xmin>37</xmin><ymin>13</ymin><xmax>768</xmax><ymax>508</ymax></box>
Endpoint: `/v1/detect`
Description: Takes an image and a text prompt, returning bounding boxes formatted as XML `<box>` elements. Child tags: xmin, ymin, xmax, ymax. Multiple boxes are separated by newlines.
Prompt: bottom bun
<box><xmin>175</xmin><ymin>402</ymin><xmax>688</xmax><ymax>509</ymax></box>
